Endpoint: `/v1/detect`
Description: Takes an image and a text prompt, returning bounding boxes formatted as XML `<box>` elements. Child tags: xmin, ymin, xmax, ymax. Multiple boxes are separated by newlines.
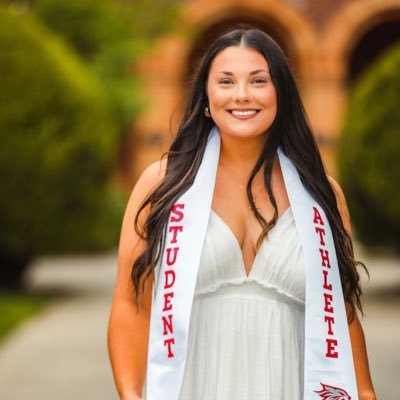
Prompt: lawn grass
<box><xmin>0</xmin><ymin>290</ymin><xmax>48</xmax><ymax>342</ymax></box>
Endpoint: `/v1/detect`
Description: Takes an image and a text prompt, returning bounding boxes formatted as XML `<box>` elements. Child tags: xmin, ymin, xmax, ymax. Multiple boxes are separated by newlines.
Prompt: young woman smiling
<box><xmin>108</xmin><ymin>28</ymin><xmax>376</xmax><ymax>400</ymax></box>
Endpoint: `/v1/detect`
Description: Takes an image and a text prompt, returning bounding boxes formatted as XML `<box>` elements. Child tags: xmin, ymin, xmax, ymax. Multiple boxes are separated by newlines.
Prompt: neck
<box><xmin>218</xmin><ymin>132</ymin><xmax>268</xmax><ymax>173</ymax></box>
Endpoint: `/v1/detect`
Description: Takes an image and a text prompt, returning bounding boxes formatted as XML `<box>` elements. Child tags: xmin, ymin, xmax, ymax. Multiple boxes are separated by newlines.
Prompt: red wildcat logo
<box><xmin>314</xmin><ymin>383</ymin><xmax>351</xmax><ymax>400</ymax></box>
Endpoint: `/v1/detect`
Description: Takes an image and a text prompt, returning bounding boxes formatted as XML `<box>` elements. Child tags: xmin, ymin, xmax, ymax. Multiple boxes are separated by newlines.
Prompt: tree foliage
<box><xmin>0</xmin><ymin>0</ymin><xmax>183</xmax><ymax>286</ymax></box>
<box><xmin>0</xmin><ymin>7</ymin><xmax>122</xmax><ymax>259</ymax></box>
<box><xmin>338</xmin><ymin>42</ymin><xmax>400</xmax><ymax>250</ymax></box>
<box><xmin>30</xmin><ymin>0</ymin><xmax>183</xmax><ymax>128</ymax></box>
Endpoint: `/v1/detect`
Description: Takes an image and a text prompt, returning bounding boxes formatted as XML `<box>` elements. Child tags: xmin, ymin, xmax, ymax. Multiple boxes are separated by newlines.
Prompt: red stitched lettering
<box><xmin>162</xmin><ymin>314</ymin><xmax>174</xmax><ymax>335</ymax></box>
<box><xmin>324</xmin><ymin>315</ymin><xmax>335</xmax><ymax>335</ymax></box>
<box><xmin>315</xmin><ymin>226</ymin><xmax>326</xmax><ymax>246</ymax></box>
<box><xmin>171</xmin><ymin>204</ymin><xmax>185</xmax><ymax>222</ymax></box>
<box><xmin>166</xmin><ymin>247</ymin><xmax>179</xmax><ymax>266</ymax></box>
<box><xmin>326</xmin><ymin>338</ymin><xmax>339</xmax><ymax>358</ymax></box>
<box><xmin>324</xmin><ymin>293</ymin><xmax>334</xmax><ymax>313</ymax></box>
<box><xmin>319</xmin><ymin>248</ymin><xmax>331</xmax><ymax>268</ymax></box>
<box><xmin>169</xmin><ymin>225</ymin><xmax>183</xmax><ymax>244</ymax></box>
<box><xmin>164</xmin><ymin>338</ymin><xmax>175</xmax><ymax>358</ymax></box>
<box><xmin>313</xmin><ymin>206</ymin><xmax>324</xmax><ymax>225</ymax></box>
<box><xmin>323</xmin><ymin>269</ymin><xmax>332</xmax><ymax>290</ymax></box>
<box><xmin>163</xmin><ymin>292</ymin><xmax>174</xmax><ymax>312</ymax></box>
<box><xmin>313</xmin><ymin>206</ymin><xmax>339</xmax><ymax>359</ymax></box>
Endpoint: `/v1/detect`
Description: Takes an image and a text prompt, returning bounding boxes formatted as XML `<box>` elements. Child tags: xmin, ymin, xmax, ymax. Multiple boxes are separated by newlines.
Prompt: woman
<box><xmin>108</xmin><ymin>28</ymin><xmax>376</xmax><ymax>400</ymax></box>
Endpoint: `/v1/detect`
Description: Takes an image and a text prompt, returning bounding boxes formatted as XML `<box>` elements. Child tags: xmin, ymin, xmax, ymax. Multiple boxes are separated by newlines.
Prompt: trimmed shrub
<box><xmin>338</xmin><ymin>42</ymin><xmax>400</xmax><ymax>250</ymax></box>
<box><xmin>32</xmin><ymin>0</ymin><xmax>183</xmax><ymax>129</ymax></box>
<box><xmin>31</xmin><ymin>0</ymin><xmax>140</xmax><ymax>134</ymax></box>
<box><xmin>0</xmin><ymin>7</ymin><xmax>123</xmax><ymax>286</ymax></box>
<box><xmin>33</xmin><ymin>0</ymin><xmax>131</xmax><ymax>61</ymax></box>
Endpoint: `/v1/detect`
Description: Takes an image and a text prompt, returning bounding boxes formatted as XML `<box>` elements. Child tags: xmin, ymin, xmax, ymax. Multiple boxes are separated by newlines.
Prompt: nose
<box><xmin>232</xmin><ymin>83</ymin><xmax>253</xmax><ymax>102</ymax></box>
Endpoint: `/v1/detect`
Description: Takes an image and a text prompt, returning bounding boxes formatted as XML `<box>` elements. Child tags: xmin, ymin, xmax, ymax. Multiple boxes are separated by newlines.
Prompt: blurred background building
<box><xmin>131</xmin><ymin>0</ymin><xmax>400</xmax><ymax>181</ymax></box>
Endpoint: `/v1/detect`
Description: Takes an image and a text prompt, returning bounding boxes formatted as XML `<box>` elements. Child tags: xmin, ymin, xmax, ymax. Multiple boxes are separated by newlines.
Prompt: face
<box><xmin>206</xmin><ymin>45</ymin><xmax>277</xmax><ymax>141</ymax></box>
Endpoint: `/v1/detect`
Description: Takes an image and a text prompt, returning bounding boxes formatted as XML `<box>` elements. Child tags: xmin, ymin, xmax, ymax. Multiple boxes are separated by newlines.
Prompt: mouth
<box><xmin>228</xmin><ymin>108</ymin><xmax>260</xmax><ymax>119</ymax></box>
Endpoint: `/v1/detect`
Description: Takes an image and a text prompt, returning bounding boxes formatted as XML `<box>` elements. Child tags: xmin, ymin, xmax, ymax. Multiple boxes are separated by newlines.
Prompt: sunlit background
<box><xmin>0</xmin><ymin>0</ymin><xmax>399</xmax><ymax>399</ymax></box>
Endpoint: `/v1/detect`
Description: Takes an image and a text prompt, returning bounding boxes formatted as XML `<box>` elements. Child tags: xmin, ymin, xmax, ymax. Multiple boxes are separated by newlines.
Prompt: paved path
<box><xmin>0</xmin><ymin>247</ymin><xmax>398</xmax><ymax>399</ymax></box>
<box><xmin>354</xmin><ymin>245</ymin><xmax>400</xmax><ymax>400</ymax></box>
<box><xmin>0</xmin><ymin>253</ymin><xmax>119</xmax><ymax>400</ymax></box>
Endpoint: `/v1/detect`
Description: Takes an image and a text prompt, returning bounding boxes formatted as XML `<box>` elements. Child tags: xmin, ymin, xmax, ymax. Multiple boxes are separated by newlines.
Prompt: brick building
<box><xmin>125</xmin><ymin>0</ymin><xmax>400</xmax><ymax>183</ymax></box>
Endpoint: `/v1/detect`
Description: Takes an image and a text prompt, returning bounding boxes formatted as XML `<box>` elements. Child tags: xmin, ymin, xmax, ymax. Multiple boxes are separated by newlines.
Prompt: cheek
<box><xmin>259</xmin><ymin>88</ymin><xmax>278</xmax><ymax>124</ymax></box>
<box><xmin>208</xmin><ymin>88</ymin><xmax>230</xmax><ymax>109</ymax></box>
<box><xmin>262</xmin><ymin>91</ymin><xmax>278</xmax><ymax>123</ymax></box>
<box><xmin>260</xmin><ymin>87</ymin><xmax>277</xmax><ymax>107</ymax></box>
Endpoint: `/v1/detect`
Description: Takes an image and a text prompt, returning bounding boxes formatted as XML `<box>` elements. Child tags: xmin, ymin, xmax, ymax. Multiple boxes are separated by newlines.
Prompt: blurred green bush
<box><xmin>32</xmin><ymin>0</ymin><xmax>142</xmax><ymax>130</ymax></box>
<box><xmin>32</xmin><ymin>0</ymin><xmax>184</xmax><ymax>130</ymax></box>
<box><xmin>0</xmin><ymin>7</ymin><xmax>123</xmax><ymax>286</ymax></box>
<box><xmin>338</xmin><ymin>42</ymin><xmax>400</xmax><ymax>250</ymax></box>
<box><xmin>0</xmin><ymin>0</ymin><xmax>183</xmax><ymax>288</ymax></box>
<box><xmin>0</xmin><ymin>290</ymin><xmax>48</xmax><ymax>341</ymax></box>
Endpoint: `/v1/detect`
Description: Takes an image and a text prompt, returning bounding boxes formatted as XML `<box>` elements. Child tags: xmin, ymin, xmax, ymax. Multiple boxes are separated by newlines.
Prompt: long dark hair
<box><xmin>131</xmin><ymin>27</ymin><xmax>366</xmax><ymax>321</ymax></box>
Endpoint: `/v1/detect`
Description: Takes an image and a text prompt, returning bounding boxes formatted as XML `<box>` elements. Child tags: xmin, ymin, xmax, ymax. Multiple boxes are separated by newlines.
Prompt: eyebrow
<box><xmin>219</xmin><ymin>69</ymin><xmax>270</xmax><ymax>76</ymax></box>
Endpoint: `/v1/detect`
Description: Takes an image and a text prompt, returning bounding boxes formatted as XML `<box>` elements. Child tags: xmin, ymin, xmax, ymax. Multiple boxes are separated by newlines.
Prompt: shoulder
<box><xmin>123</xmin><ymin>158</ymin><xmax>168</xmax><ymax>224</ymax></box>
<box><xmin>327</xmin><ymin>175</ymin><xmax>352</xmax><ymax>235</ymax></box>
<box><xmin>137</xmin><ymin>158</ymin><xmax>168</xmax><ymax>188</ymax></box>
<box><xmin>115</xmin><ymin>158</ymin><xmax>168</xmax><ymax>303</ymax></box>
<box><xmin>133</xmin><ymin>157</ymin><xmax>168</xmax><ymax>197</ymax></box>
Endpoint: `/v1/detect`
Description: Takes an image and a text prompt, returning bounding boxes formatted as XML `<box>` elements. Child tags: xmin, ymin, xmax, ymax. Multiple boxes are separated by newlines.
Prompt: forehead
<box><xmin>209</xmin><ymin>46</ymin><xmax>269</xmax><ymax>74</ymax></box>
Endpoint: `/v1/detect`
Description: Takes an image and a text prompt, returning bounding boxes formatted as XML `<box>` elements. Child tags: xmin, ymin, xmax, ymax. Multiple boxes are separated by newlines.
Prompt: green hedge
<box><xmin>33</xmin><ymin>0</ymin><xmax>131</xmax><ymax>61</ymax></box>
<box><xmin>32</xmin><ymin>0</ymin><xmax>183</xmax><ymax>129</ymax></box>
<box><xmin>0</xmin><ymin>7</ymin><xmax>123</xmax><ymax>259</ymax></box>
<box><xmin>32</xmin><ymin>0</ymin><xmax>142</xmax><ymax>128</ymax></box>
<box><xmin>338</xmin><ymin>42</ymin><xmax>400</xmax><ymax>250</ymax></box>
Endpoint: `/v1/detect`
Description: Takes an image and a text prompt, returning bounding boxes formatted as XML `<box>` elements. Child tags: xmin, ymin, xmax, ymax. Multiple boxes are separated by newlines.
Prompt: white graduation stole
<box><xmin>145</xmin><ymin>126</ymin><xmax>358</xmax><ymax>400</ymax></box>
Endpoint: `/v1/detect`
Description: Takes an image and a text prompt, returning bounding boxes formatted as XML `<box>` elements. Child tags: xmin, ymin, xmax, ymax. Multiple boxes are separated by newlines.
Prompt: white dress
<box><xmin>178</xmin><ymin>206</ymin><xmax>306</xmax><ymax>400</ymax></box>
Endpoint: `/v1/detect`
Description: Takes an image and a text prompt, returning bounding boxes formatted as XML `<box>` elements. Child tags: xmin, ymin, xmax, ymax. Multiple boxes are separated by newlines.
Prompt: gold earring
<box><xmin>204</xmin><ymin>106</ymin><xmax>211</xmax><ymax>118</ymax></box>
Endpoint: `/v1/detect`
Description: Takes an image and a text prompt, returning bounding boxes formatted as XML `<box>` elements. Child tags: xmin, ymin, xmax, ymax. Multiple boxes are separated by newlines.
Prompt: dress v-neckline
<box><xmin>210</xmin><ymin>207</ymin><xmax>292</xmax><ymax>278</ymax></box>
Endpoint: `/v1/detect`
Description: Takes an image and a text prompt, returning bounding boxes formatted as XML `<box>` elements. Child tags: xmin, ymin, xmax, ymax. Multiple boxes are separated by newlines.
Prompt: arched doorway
<box><xmin>316</xmin><ymin>0</ymin><xmax>400</xmax><ymax>175</ymax></box>
<box><xmin>349</xmin><ymin>16</ymin><xmax>400</xmax><ymax>83</ymax></box>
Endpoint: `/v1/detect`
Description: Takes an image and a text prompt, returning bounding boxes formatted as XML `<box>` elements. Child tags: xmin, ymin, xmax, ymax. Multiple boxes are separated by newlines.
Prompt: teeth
<box><xmin>231</xmin><ymin>110</ymin><xmax>257</xmax><ymax>116</ymax></box>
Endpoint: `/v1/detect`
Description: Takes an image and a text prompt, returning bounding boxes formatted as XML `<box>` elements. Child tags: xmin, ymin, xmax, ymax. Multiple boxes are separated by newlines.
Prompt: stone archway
<box><xmin>314</xmin><ymin>0</ymin><xmax>400</xmax><ymax>174</ymax></box>
<box><xmin>349</xmin><ymin>18</ymin><xmax>400</xmax><ymax>82</ymax></box>
<box><xmin>322</xmin><ymin>0</ymin><xmax>400</xmax><ymax>81</ymax></box>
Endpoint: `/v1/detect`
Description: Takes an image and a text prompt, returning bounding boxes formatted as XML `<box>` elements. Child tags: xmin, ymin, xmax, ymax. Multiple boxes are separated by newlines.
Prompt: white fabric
<box><xmin>144</xmin><ymin>126</ymin><xmax>358</xmax><ymax>400</ymax></box>
<box><xmin>145</xmin><ymin>127</ymin><xmax>220</xmax><ymax>400</ymax></box>
<box><xmin>178</xmin><ymin>206</ymin><xmax>306</xmax><ymax>399</ymax></box>
<box><xmin>278</xmin><ymin>149</ymin><xmax>358</xmax><ymax>399</ymax></box>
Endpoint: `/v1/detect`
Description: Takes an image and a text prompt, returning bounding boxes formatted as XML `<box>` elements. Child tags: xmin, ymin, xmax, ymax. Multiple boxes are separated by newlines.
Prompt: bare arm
<box><xmin>328</xmin><ymin>176</ymin><xmax>376</xmax><ymax>400</ymax></box>
<box><xmin>107</xmin><ymin>160</ymin><xmax>167</xmax><ymax>400</ymax></box>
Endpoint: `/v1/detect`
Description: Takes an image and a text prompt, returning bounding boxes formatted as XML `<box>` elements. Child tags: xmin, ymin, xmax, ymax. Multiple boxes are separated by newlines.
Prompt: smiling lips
<box><xmin>228</xmin><ymin>109</ymin><xmax>260</xmax><ymax>119</ymax></box>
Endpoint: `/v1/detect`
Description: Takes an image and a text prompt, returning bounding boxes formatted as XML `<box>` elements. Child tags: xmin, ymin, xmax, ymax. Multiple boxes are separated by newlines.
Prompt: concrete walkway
<box><xmin>353</xmin><ymin>245</ymin><xmax>400</xmax><ymax>400</ymax></box>
<box><xmin>0</xmin><ymin>253</ymin><xmax>119</xmax><ymax>400</ymax></box>
<box><xmin>0</xmin><ymin>247</ymin><xmax>398</xmax><ymax>399</ymax></box>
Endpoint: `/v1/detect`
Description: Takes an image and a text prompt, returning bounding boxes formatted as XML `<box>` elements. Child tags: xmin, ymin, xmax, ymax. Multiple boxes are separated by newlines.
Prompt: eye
<box><xmin>252</xmin><ymin>78</ymin><xmax>267</xmax><ymax>84</ymax></box>
<box><xmin>219</xmin><ymin>79</ymin><xmax>233</xmax><ymax>85</ymax></box>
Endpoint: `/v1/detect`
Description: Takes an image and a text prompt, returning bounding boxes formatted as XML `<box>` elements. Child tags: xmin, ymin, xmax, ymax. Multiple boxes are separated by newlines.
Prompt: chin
<box><xmin>220</xmin><ymin>126</ymin><xmax>269</xmax><ymax>140</ymax></box>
